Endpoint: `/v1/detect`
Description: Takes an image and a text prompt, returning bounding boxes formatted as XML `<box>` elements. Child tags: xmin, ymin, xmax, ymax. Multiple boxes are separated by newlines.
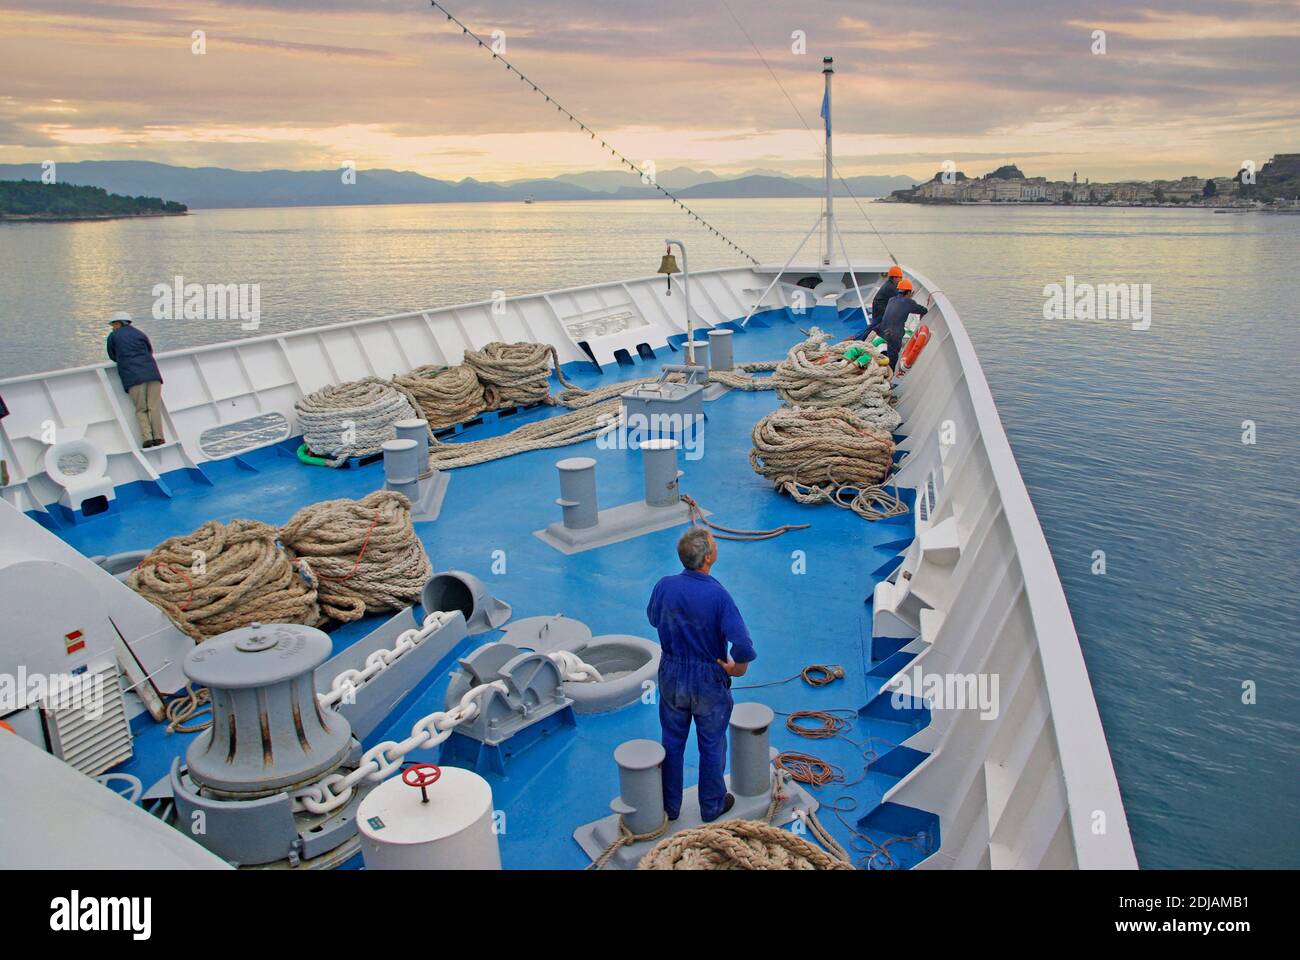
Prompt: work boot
<box><xmin>701</xmin><ymin>793</ymin><xmax>735</xmax><ymax>823</ymax></box>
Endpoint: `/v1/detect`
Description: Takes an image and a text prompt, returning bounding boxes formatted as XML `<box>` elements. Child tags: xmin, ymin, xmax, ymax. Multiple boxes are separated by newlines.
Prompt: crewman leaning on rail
<box><xmin>647</xmin><ymin>527</ymin><xmax>756</xmax><ymax>823</ymax></box>
<box><xmin>860</xmin><ymin>265</ymin><xmax>904</xmax><ymax>340</ymax></box>
<box><xmin>877</xmin><ymin>278</ymin><xmax>929</xmax><ymax>372</ymax></box>
<box><xmin>106</xmin><ymin>311</ymin><xmax>166</xmax><ymax>447</ymax></box>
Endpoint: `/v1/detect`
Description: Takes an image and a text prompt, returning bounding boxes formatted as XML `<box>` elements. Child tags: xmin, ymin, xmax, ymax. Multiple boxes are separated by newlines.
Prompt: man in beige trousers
<box><xmin>106</xmin><ymin>311</ymin><xmax>166</xmax><ymax>447</ymax></box>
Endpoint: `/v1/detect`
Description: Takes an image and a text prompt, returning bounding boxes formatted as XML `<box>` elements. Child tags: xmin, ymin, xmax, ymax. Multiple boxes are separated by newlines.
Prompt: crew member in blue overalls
<box><xmin>647</xmin><ymin>526</ymin><xmax>756</xmax><ymax>822</ymax></box>
<box><xmin>877</xmin><ymin>278</ymin><xmax>928</xmax><ymax>372</ymax></box>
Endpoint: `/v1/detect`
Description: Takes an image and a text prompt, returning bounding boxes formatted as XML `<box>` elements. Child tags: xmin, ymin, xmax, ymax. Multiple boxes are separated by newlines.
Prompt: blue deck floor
<box><xmin>51</xmin><ymin>309</ymin><xmax>936</xmax><ymax>869</ymax></box>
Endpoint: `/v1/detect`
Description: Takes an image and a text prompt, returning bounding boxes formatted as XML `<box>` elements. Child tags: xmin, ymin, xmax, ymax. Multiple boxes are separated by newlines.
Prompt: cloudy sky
<box><xmin>1</xmin><ymin>0</ymin><xmax>1296</xmax><ymax>182</ymax></box>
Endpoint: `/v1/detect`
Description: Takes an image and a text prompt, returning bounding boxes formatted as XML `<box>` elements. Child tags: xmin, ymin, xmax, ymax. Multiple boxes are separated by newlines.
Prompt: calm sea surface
<box><xmin>2</xmin><ymin>198</ymin><xmax>1297</xmax><ymax>868</ymax></box>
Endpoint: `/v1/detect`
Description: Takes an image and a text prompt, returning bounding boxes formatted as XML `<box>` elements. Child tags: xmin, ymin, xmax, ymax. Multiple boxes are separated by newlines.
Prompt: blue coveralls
<box><xmin>647</xmin><ymin>569</ymin><xmax>756</xmax><ymax>820</ymax></box>
<box><xmin>877</xmin><ymin>294</ymin><xmax>929</xmax><ymax>370</ymax></box>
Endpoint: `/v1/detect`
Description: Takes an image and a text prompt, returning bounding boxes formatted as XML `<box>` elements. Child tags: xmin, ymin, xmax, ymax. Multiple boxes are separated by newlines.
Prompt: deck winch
<box><xmin>168</xmin><ymin>622</ymin><xmax>374</xmax><ymax>868</ymax></box>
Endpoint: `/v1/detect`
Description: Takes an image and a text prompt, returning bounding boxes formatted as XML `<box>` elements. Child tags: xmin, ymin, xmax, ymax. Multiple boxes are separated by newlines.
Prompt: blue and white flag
<box><xmin>820</xmin><ymin>89</ymin><xmax>830</xmax><ymax>136</ymax></box>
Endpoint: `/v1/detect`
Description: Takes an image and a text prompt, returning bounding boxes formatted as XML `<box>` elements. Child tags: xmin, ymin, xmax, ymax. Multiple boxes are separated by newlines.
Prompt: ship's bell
<box><xmin>657</xmin><ymin>252</ymin><xmax>679</xmax><ymax>295</ymax></box>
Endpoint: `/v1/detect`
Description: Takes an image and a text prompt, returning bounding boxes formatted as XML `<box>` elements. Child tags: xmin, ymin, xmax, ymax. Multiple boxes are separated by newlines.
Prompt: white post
<box><xmin>666</xmin><ymin>238</ymin><xmax>693</xmax><ymax>365</ymax></box>
<box><xmin>822</xmin><ymin>56</ymin><xmax>834</xmax><ymax>267</ymax></box>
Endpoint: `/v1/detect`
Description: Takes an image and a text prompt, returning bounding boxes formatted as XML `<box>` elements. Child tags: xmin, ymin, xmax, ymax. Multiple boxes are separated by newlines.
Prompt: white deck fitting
<box><xmin>0</xmin><ymin>263</ymin><xmax>1136</xmax><ymax>868</ymax></box>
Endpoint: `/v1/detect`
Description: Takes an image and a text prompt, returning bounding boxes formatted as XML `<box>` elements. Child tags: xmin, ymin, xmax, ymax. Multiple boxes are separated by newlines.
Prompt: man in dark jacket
<box><xmin>877</xmin><ymin>278</ymin><xmax>928</xmax><ymax>372</ymax></box>
<box><xmin>106</xmin><ymin>312</ymin><xmax>166</xmax><ymax>447</ymax></box>
<box><xmin>860</xmin><ymin>265</ymin><xmax>904</xmax><ymax>339</ymax></box>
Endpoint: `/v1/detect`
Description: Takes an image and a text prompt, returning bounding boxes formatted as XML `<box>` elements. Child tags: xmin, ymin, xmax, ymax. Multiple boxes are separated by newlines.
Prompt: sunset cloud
<box><xmin>0</xmin><ymin>0</ymin><xmax>1295</xmax><ymax>182</ymax></box>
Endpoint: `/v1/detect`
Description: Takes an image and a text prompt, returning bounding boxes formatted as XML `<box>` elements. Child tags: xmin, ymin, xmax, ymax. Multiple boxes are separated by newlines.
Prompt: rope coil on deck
<box><xmin>637</xmin><ymin>819</ymin><xmax>853</xmax><ymax>870</ymax></box>
<box><xmin>749</xmin><ymin>406</ymin><xmax>905</xmax><ymax>520</ymax></box>
<box><xmin>463</xmin><ymin>341</ymin><xmax>575</xmax><ymax>409</ymax></box>
<box><xmin>768</xmin><ymin>328</ymin><xmax>901</xmax><ymax>432</ymax></box>
<box><xmin>127</xmin><ymin>519</ymin><xmax>321</xmax><ymax>641</ymax></box>
<box><xmin>294</xmin><ymin>377</ymin><xmax>421</xmax><ymax>467</ymax></box>
<box><xmin>392</xmin><ymin>364</ymin><xmax>486</xmax><ymax>428</ymax></box>
<box><xmin>279</xmin><ymin>490</ymin><xmax>432</xmax><ymax>622</ymax></box>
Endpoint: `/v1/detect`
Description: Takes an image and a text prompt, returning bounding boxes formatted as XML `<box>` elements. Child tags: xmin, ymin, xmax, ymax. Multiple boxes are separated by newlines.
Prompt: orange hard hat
<box><xmin>897</xmin><ymin>278</ymin><xmax>914</xmax><ymax>293</ymax></box>
<box><xmin>887</xmin><ymin>266</ymin><xmax>903</xmax><ymax>279</ymax></box>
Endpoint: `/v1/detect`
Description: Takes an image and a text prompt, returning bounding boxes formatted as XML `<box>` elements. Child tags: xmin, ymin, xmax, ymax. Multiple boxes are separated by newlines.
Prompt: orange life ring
<box><xmin>901</xmin><ymin>325</ymin><xmax>930</xmax><ymax>368</ymax></box>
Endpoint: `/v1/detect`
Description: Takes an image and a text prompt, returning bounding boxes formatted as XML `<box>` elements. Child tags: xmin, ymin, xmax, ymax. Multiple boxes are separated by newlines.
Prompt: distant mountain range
<box><xmin>0</xmin><ymin>161</ymin><xmax>918</xmax><ymax>210</ymax></box>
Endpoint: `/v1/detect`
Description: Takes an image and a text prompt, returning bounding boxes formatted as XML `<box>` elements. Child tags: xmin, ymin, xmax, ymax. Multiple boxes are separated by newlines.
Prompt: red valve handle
<box><xmin>402</xmin><ymin>763</ymin><xmax>442</xmax><ymax>789</ymax></box>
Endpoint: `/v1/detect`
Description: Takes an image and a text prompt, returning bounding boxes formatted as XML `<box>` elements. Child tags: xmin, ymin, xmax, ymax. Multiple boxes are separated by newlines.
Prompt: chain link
<box><xmin>318</xmin><ymin>611</ymin><xmax>453</xmax><ymax>710</ymax></box>
<box><xmin>294</xmin><ymin>643</ymin><xmax>602</xmax><ymax>816</ymax></box>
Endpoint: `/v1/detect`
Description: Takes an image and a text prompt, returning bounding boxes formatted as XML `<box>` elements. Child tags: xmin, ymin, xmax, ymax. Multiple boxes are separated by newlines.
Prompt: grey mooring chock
<box><xmin>383</xmin><ymin>418</ymin><xmax>448</xmax><ymax>522</ymax></box>
<box><xmin>534</xmin><ymin>441</ymin><xmax>706</xmax><ymax>555</ymax></box>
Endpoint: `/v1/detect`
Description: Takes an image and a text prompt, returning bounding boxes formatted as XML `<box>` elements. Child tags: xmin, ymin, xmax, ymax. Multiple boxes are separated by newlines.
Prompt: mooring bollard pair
<box><xmin>555</xmin><ymin>437</ymin><xmax>682</xmax><ymax>530</ymax></box>
<box><xmin>380</xmin><ymin>418</ymin><xmax>449</xmax><ymax>521</ymax></box>
<box><xmin>612</xmin><ymin>702</ymin><xmax>776</xmax><ymax>836</ymax></box>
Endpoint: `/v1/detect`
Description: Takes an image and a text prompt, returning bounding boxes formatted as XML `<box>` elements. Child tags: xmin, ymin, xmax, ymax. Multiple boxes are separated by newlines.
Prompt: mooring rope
<box><xmin>392</xmin><ymin>364</ymin><xmax>486</xmax><ymax>429</ymax></box>
<box><xmin>425</xmin><ymin>398</ymin><xmax>624</xmax><ymax>470</ymax></box>
<box><xmin>749</xmin><ymin>406</ymin><xmax>906</xmax><ymax>520</ymax></box>
<box><xmin>586</xmin><ymin>815</ymin><xmax>671</xmax><ymax>871</ymax></box>
<box><xmin>463</xmin><ymin>341</ymin><xmax>575</xmax><ymax>409</ymax></box>
<box><xmin>164</xmin><ymin>684</ymin><xmax>212</xmax><ymax>734</ymax></box>
<box><xmin>768</xmin><ymin>328</ymin><xmax>900</xmax><ymax>431</ymax></box>
<box><xmin>681</xmin><ymin>493</ymin><xmax>810</xmax><ymax>542</ymax></box>
<box><xmin>422</xmin><ymin>356</ymin><xmax>782</xmax><ymax>471</ymax></box>
<box><xmin>128</xmin><ymin>519</ymin><xmax>321</xmax><ymax>641</ymax></box>
<box><xmin>294</xmin><ymin>377</ymin><xmax>420</xmax><ymax>467</ymax></box>
<box><xmin>636</xmin><ymin>780</ymin><xmax>852</xmax><ymax>871</ymax></box>
<box><xmin>279</xmin><ymin>490</ymin><xmax>432</xmax><ymax>623</ymax></box>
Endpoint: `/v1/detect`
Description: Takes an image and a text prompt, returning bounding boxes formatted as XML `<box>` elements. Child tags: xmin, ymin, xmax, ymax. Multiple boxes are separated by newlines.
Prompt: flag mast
<box><xmin>822</xmin><ymin>56</ymin><xmax>834</xmax><ymax>265</ymax></box>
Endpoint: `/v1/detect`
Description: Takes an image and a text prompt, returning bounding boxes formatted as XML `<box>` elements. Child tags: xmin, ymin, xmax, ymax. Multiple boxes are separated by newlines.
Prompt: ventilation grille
<box><xmin>44</xmin><ymin>663</ymin><xmax>134</xmax><ymax>777</ymax></box>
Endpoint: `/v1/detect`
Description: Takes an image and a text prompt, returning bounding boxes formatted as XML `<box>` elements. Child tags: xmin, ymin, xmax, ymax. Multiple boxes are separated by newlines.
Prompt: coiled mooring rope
<box><xmin>463</xmin><ymin>341</ymin><xmax>575</xmax><ymax>409</ymax></box>
<box><xmin>128</xmin><ymin>519</ymin><xmax>321</xmax><ymax>641</ymax></box>
<box><xmin>392</xmin><ymin>364</ymin><xmax>486</xmax><ymax>429</ymax></box>
<box><xmin>279</xmin><ymin>490</ymin><xmax>432</xmax><ymax>622</ymax></box>
<box><xmin>749</xmin><ymin>406</ymin><xmax>906</xmax><ymax>520</ymax></box>
<box><xmin>768</xmin><ymin>328</ymin><xmax>900</xmax><ymax>432</ymax></box>
<box><xmin>294</xmin><ymin>377</ymin><xmax>420</xmax><ymax>467</ymax></box>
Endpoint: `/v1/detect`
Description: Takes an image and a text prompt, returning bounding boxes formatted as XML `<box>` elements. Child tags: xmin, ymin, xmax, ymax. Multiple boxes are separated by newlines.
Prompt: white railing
<box><xmin>0</xmin><ymin>267</ymin><xmax>789</xmax><ymax>514</ymax></box>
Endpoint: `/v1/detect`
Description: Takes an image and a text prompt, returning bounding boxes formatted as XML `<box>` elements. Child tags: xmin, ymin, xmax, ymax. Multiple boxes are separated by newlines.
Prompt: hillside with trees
<box><xmin>0</xmin><ymin>179</ymin><xmax>187</xmax><ymax>221</ymax></box>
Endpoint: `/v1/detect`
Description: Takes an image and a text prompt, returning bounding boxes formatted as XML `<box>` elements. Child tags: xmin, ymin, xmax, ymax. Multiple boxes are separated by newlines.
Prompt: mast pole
<box><xmin>822</xmin><ymin>56</ymin><xmax>834</xmax><ymax>266</ymax></box>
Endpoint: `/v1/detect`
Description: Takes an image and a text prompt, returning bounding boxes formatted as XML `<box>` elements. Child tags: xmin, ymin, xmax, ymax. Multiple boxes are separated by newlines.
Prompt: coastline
<box><xmin>0</xmin><ymin>210</ymin><xmax>189</xmax><ymax>224</ymax></box>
